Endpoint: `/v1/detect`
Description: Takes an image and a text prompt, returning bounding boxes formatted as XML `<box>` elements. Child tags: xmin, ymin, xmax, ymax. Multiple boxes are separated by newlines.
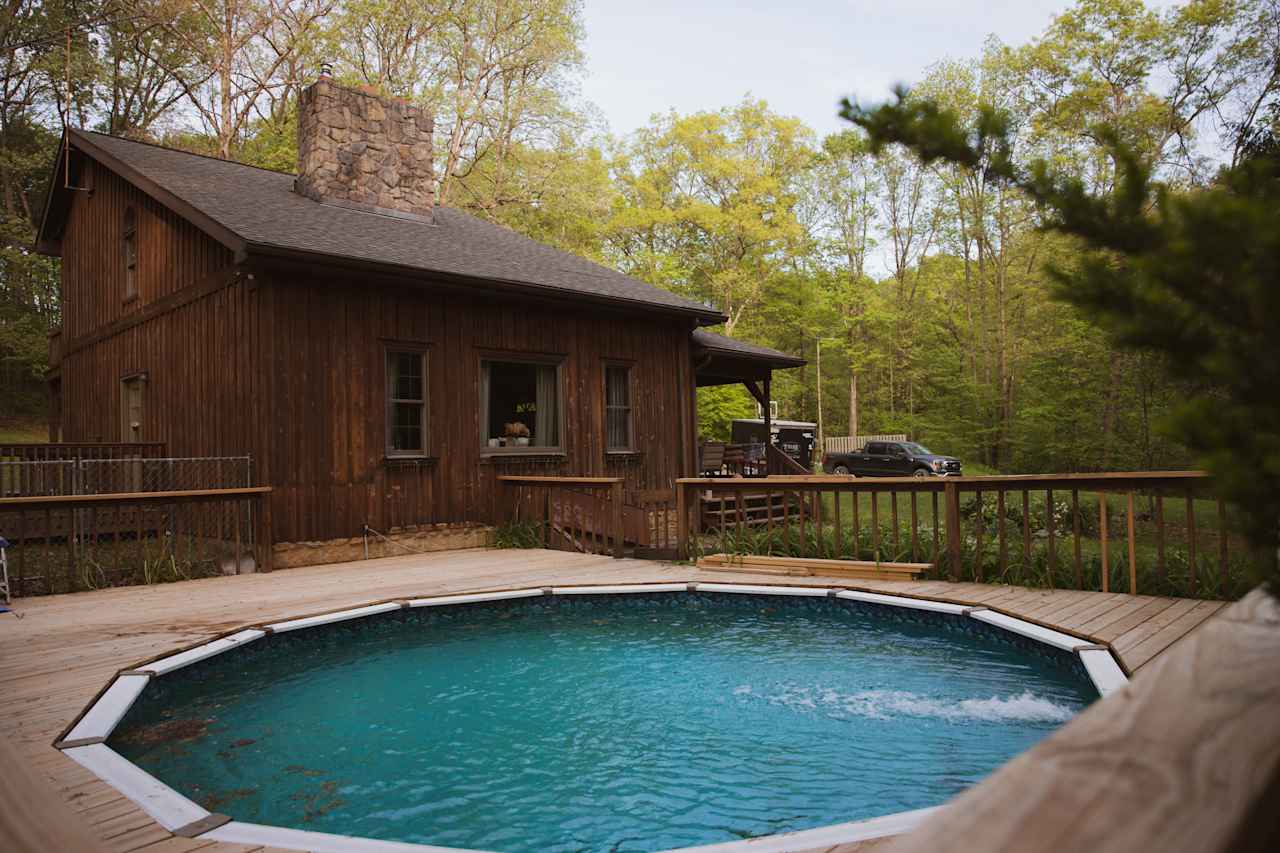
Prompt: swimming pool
<box><xmin>60</xmin><ymin>583</ymin><xmax>1126</xmax><ymax>852</ymax></box>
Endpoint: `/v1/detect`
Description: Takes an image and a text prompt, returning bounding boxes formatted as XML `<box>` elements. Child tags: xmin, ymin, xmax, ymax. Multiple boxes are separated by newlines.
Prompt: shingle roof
<box><xmin>692</xmin><ymin>329</ymin><xmax>806</xmax><ymax>367</ymax></box>
<box><xmin>53</xmin><ymin>130</ymin><xmax>724</xmax><ymax>322</ymax></box>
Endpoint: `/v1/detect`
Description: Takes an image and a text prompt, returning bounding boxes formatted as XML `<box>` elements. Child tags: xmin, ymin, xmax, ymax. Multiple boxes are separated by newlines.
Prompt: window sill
<box><xmin>383</xmin><ymin>455</ymin><xmax>437</xmax><ymax>468</ymax></box>
<box><xmin>606</xmin><ymin>450</ymin><xmax>643</xmax><ymax>460</ymax></box>
<box><xmin>480</xmin><ymin>450</ymin><xmax>567</xmax><ymax>463</ymax></box>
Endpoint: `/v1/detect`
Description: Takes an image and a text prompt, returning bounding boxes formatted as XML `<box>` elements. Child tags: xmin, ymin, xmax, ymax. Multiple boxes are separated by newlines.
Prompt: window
<box><xmin>123</xmin><ymin>207</ymin><xmax>138</xmax><ymax>301</ymax></box>
<box><xmin>120</xmin><ymin>374</ymin><xmax>146</xmax><ymax>441</ymax></box>
<box><xmin>386</xmin><ymin>349</ymin><xmax>427</xmax><ymax>456</ymax></box>
<box><xmin>481</xmin><ymin>358</ymin><xmax>560</xmax><ymax>450</ymax></box>
<box><xmin>604</xmin><ymin>364</ymin><xmax>633</xmax><ymax>451</ymax></box>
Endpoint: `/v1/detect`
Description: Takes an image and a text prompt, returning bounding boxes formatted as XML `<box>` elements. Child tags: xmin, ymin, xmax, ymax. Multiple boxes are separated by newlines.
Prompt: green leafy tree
<box><xmin>841</xmin><ymin>83</ymin><xmax>1280</xmax><ymax>588</ymax></box>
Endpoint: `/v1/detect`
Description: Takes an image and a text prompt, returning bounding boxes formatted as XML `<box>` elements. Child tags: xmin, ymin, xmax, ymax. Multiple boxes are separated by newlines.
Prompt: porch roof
<box><xmin>692</xmin><ymin>329</ymin><xmax>805</xmax><ymax>387</ymax></box>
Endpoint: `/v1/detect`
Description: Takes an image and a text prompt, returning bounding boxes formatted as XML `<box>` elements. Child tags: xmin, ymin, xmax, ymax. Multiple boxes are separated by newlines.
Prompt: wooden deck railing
<box><xmin>497</xmin><ymin>476</ymin><xmax>625</xmax><ymax>558</ymax></box>
<box><xmin>0</xmin><ymin>487</ymin><xmax>272</xmax><ymax>598</ymax></box>
<box><xmin>676</xmin><ymin>471</ymin><xmax>1244</xmax><ymax>599</ymax></box>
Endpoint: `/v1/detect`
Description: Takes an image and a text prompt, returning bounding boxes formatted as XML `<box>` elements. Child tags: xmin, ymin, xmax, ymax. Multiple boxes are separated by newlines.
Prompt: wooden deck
<box><xmin>0</xmin><ymin>548</ymin><xmax>1229</xmax><ymax>853</ymax></box>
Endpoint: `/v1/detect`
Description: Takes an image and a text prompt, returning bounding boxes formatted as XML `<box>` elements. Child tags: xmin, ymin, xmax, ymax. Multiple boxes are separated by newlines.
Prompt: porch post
<box><xmin>763</xmin><ymin>373</ymin><xmax>772</xmax><ymax>439</ymax></box>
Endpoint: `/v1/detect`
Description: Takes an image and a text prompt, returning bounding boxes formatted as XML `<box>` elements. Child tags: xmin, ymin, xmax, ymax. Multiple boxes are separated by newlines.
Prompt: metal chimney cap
<box><xmin>319</xmin><ymin>61</ymin><xmax>333</xmax><ymax>78</ymax></box>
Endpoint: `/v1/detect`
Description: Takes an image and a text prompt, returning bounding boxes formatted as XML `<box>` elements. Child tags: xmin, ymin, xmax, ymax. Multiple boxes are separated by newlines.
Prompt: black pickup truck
<box><xmin>822</xmin><ymin>440</ymin><xmax>962</xmax><ymax>478</ymax></box>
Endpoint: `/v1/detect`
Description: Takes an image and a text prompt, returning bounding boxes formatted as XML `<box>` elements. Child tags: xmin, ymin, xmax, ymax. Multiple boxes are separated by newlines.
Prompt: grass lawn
<box><xmin>0</xmin><ymin>419</ymin><xmax>48</xmax><ymax>443</ymax></box>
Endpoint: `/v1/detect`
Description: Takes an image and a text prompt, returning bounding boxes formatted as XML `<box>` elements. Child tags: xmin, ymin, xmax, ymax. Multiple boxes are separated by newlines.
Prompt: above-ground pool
<box><xmin>89</xmin><ymin>587</ymin><xmax>1106</xmax><ymax>852</ymax></box>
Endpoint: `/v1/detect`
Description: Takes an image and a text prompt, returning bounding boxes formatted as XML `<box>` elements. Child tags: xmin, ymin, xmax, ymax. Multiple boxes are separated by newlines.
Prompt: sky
<box><xmin>579</xmin><ymin>0</ymin><xmax>1081</xmax><ymax>138</ymax></box>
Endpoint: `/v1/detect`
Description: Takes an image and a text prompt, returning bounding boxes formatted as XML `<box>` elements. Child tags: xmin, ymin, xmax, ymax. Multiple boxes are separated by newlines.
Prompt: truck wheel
<box><xmin>912</xmin><ymin>468</ymin><xmax>930</xmax><ymax>478</ymax></box>
<box><xmin>833</xmin><ymin>464</ymin><xmax>852</xmax><ymax>476</ymax></box>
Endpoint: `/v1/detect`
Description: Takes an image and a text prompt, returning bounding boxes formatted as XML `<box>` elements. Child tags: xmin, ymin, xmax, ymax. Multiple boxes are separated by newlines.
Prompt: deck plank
<box><xmin>0</xmin><ymin>547</ymin><xmax>1228</xmax><ymax>852</ymax></box>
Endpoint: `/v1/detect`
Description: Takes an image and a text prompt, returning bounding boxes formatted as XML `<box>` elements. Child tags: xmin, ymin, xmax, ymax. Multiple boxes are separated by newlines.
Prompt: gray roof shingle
<box><xmin>63</xmin><ymin>130</ymin><xmax>724</xmax><ymax>321</ymax></box>
<box><xmin>692</xmin><ymin>329</ymin><xmax>806</xmax><ymax>367</ymax></box>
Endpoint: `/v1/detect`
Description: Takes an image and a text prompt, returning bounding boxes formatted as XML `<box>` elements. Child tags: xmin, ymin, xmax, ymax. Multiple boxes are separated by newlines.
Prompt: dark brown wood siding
<box><xmin>56</xmin><ymin>160</ymin><xmax>256</xmax><ymax>459</ymax></box>
<box><xmin>255</xmin><ymin>275</ymin><xmax>696</xmax><ymax>543</ymax></box>
<box><xmin>59</xmin><ymin>161</ymin><xmax>234</xmax><ymax>341</ymax></box>
<box><xmin>55</xmin><ymin>156</ymin><xmax>699</xmax><ymax>545</ymax></box>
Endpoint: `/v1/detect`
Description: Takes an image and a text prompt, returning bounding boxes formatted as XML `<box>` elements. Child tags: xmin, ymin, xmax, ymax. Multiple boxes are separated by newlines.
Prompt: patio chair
<box><xmin>699</xmin><ymin>442</ymin><xmax>727</xmax><ymax>476</ymax></box>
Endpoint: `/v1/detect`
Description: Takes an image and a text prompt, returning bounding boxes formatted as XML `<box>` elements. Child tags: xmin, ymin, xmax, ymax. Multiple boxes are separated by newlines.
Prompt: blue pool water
<box><xmin>110</xmin><ymin>593</ymin><xmax>1097</xmax><ymax>852</ymax></box>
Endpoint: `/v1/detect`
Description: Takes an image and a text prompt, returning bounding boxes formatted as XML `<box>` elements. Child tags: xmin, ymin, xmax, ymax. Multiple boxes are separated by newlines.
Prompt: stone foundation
<box><xmin>272</xmin><ymin>522</ymin><xmax>493</xmax><ymax>569</ymax></box>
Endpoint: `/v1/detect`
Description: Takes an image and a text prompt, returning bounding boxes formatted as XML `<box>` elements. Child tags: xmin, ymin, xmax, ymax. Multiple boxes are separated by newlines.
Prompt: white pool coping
<box><xmin>58</xmin><ymin>582</ymin><xmax>1128</xmax><ymax>850</ymax></box>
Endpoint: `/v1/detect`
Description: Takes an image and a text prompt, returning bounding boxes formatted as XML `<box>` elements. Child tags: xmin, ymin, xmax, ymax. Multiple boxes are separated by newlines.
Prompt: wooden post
<box><xmin>1217</xmin><ymin>497</ymin><xmax>1228</xmax><ymax>598</ymax></box>
<box><xmin>1100</xmin><ymin>492</ymin><xmax>1109</xmax><ymax>593</ymax></box>
<box><xmin>611</xmin><ymin>480</ymin><xmax>624</xmax><ymax>559</ymax></box>
<box><xmin>1046</xmin><ymin>489</ymin><xmax>1056</xmax><ymax>587</ymax></box>
<box><xmin>1072</xmin><ymin>489</ymin><xmax>1082</xmax><ymax>589</ymax></box>
<box><xmin>676</xmin><ymin>482</ymin><xmax>689</xmax><ymax>560</ymax></box>
<box><xmin>1126</xmin><ymin>491</ymin><xmax>1137</xmax><ymax>595</ymax></box>
<box><xmin>1186</xmin><ymin>493</ymin><xmax>1197</xmax><ymax>596</ymax></box>
<box><xmin>997</xmin><ymin>489</ymin><xmax>1007</xmax><ymax>577</ymax></box>
<box><xmin>944</xmin><ymin>480</ymin><xmax>961</xmax><ymax>581</ymax></box>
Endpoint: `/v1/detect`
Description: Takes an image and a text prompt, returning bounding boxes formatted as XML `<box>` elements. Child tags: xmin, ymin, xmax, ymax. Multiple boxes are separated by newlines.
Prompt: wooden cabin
<box><xmin>35</xmin><ymin>76</ymin><xmax>803</xmax><ymax>554</ymax></box>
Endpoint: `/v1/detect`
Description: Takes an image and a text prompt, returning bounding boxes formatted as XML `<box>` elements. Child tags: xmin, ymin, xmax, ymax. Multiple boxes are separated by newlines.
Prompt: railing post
<box><xmin>257</xmin><ymin>492</ymin><xmax>274</xmax><ymax>572</ymax></box>
<box><xmin>944</xmin><ymin>479</ymin><xmax>961</xmax><ymax>581</ymax></box>
<box><xmin>611</xmin><ymin>480</ymin><xmax>624</xmax><ymax>559</ymax></box>
<box><xmin>676</xmin><ymin>481</ymin><xmax>689</xmax><ymax>560</ymax></box>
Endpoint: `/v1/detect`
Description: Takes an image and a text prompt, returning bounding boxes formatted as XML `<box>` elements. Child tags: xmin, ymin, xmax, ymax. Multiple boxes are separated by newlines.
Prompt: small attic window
<box><xmin>123</xmin><ymin>207</ymin><xmax>138</xmax><ymax>301</ymax></box>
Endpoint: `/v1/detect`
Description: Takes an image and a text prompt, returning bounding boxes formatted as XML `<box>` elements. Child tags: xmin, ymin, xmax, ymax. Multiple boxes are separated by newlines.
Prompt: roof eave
<box><xmin>243</xmin><ymin>240</ymin><xmax>727</xmax><ymax>324</ymax></box>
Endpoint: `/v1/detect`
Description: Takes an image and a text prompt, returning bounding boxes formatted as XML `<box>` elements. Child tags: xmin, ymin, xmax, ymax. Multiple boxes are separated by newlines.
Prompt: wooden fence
<box><xmin>823</xmin><ymin>434</ymin><xmax>908</xmax><ymax>454</ymax></box>
<box><xmin>676</xmin><ymin>471</ymin><xmax>1245</xmax><ymax>599</ymax></box>
<box><xmin>0</xmin><ymin>487</ymin><xmax>272</xmax><ymax>597</ymax></box>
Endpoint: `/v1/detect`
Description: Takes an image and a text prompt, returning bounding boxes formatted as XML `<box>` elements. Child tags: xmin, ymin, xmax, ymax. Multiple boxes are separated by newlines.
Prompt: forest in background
<box><xmin>2</xmin><ymin>0</ymin><xmax>1277</xmax><ymax>473</ymax></box>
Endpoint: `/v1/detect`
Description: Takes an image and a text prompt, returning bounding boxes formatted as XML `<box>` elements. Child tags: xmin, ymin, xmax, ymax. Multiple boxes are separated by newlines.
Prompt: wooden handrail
<box><xmin>0</xmin><ymin>487</ymin><xmax>271</xmax><ymax>508</ymax></box>
<box><xmin>678</xmin><ymin>471</ymin><xmax>1209</xmax><ymax>488</ymax></box>
<box><xmin>497</xmin><ymin>476</ymin><xmax>623</xmax><ymax>485</ymax></box>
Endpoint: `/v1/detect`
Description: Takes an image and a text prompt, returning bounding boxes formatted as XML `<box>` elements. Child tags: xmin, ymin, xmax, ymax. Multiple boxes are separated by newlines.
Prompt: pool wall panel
<box><xmin>408</xmin><ymin>589</ymin><xmax>544</xmax><ymax>607</ymax></box>
<box><xmin>266</xmin><ymin>602</ymin><xmax>403</xmax><ymax>633</ymax></box>
<box><xmin>835</xmin><ymin>590</ymin><xmax>968</xmax><ymax>615</ymax></box>
<box><xmin>552</xmin><ymin>583</ymin><xmax>688</xmax><ymax>595</ymax></box>
<box><xmin>693</xmin><ymin>583</ymin><xmax>832</xmax><ymax>597</ymax></box>
<box><xmin>1079</xmin><ymin>648</ymin><xmax>1128</xmax><ymax>696</ymax></box>
<box><xmin>62</xmin><ymin>675</ymin><xmax>150</xmax><ymax>743</ymax></box>
<box><xmin>143</xmin><ymin>629</ymin><xmax>266</xmax><ymax>675</ymax></box>
<box><xmin>62</xmin><ymin>744</ymin><xmax>210</xmax><ymax>831</ymax></box>
<box><xmin>968</xmin><ymin>609</ymin><xmax>1095</xmax><ymax>652</ymax></box>
<box><xmin>202</xmin><ymin>820</ymin><xmax>485</xmax><ymax>852</ymax></box>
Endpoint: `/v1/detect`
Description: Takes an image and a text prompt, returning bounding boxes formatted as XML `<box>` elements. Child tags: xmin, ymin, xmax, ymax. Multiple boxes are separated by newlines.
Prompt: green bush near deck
<box><xmin>492</xmin><ymin>521</ymin><xmax>545</xmax><ymax>549</ymax></box>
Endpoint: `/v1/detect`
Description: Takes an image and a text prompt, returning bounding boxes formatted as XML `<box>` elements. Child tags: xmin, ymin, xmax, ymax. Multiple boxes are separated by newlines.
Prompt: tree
<box><xmin>841</xmin><ymin>84</ymin><xmax>1280</xmax><ymax>589</ymax></box>
<box><xmin>606</xmin><ymin>98</ymin><xmax>814</xmax><ymax>335</ymax></box>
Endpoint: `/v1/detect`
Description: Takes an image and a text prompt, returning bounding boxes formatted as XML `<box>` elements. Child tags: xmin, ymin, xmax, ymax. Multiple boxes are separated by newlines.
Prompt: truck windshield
<box><xmin>901</xmin><ymin>442</ymin><xmax>933</xmax><ymax>455</ymax></box>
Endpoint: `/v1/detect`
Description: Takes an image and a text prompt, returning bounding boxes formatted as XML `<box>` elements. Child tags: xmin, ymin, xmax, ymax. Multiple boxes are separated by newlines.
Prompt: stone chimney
<box><xmin>295</xmin><ymin>72</ymin><xmax>435</xmax><ymax>222</ymax></box>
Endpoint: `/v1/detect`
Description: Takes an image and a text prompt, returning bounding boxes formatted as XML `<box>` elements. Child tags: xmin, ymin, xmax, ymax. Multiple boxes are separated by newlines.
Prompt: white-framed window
<box><xmin>480</xmin><ymin>357</ymin><xmax>562</xmax><ymax>451</ymax></box>
<box><xmin>605</xmin><ymin>364</ymin><xmax>633</xmax><ymax>451</ymax></box>
<box><xmin>386</xmin><ymin>348</ymin><xmax>428</xmax><ymax>457</ymax></box>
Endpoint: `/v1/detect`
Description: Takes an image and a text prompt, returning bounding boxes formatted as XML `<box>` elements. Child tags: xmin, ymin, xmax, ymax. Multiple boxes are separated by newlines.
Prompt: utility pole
<box><xmin>816</xmin><ymin>339</ymin><xmax>824</xmax><ymax>456</ymax></box>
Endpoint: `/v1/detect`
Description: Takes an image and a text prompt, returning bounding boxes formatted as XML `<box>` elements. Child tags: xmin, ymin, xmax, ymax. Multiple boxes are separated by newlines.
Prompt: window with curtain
<box><xmin>605</xmin><ymin>365</ymin><xmax>632</xmax><ymax>451</ymax></box>
<box><xmin>386</xmin><ymin>349</ymin><xmax>427</xmax><ymax>456</ymax></box>
<box><xmin>481</xmin><ymin>359</ymin><xmax>560</xmax><ymax>449</ymax></box>
<box><xmin>123</xmin><ymin>207</ymin><xmax>138</xmax><ymax>300</ymax></box>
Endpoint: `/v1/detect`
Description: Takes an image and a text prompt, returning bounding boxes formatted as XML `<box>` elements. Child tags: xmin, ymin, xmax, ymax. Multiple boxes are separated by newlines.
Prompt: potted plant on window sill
<box><xmin>505</xmin><ymin>421</ymin><xmax>531</xmax><ymax>447</ymax></box>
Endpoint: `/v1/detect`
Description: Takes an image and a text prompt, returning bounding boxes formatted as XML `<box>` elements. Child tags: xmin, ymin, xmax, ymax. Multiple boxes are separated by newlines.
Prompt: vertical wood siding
<box><xmin>56</xmin><ymin>159</ymin><xmax>698</xmax><ymax>545</ymax></box>
<box><xmin>256</xmin><ymin>277</ymin><xmax>695</xmax><ymax>543</ymax></box>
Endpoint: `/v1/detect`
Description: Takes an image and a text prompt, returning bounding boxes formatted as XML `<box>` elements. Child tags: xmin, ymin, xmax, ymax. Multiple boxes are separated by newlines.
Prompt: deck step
<box><xmin>697</xmin><ymin>553</ymin><xmax>932</xmax><ymax>581</ymax></box>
